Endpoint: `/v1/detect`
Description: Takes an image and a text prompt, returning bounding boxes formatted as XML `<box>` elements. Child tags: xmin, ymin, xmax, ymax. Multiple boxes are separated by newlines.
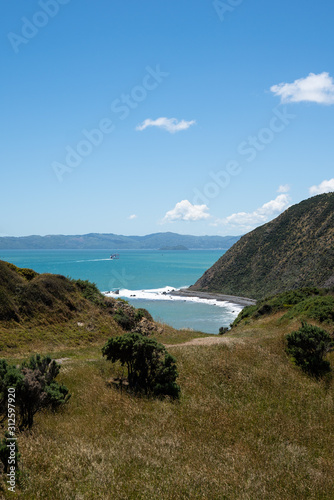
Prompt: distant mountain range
<box><xmin>190</xmin><ymin>193</ymin><xmax>334</xmax><ymax>299</ymax></box>
<box><xmin>0</xmin><ymin>232</ymin><xmax>240</xmax><ymax>250</ymax></box>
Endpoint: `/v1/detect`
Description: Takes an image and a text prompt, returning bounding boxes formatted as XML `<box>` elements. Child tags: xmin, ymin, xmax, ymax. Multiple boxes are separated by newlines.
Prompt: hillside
<box><xmin>190</xmin><ymin>193</ymin><xmax>334</xmax><ymax>299</ymax></box>
<box><xmin>0</xmin><ymin>260</ymin><xmax>169</xmax><ymax>354</ymax></box>
<box><xmin>0</xmin><ymin>232</ymin><xmax>240</xmax><ymax>250</ymax></box>
<box><xmin>232</xmin><ymin>286</ymin><xmax>334</xmax><ymax>328</ymax></box>
<box><xmin>159</xmin><ymin>245</ymin><xmax>189</xmax><ymax>251</ymax></box>
<box><xmin>3</xmin><ymin>302</ymin><xmax>334</xmax><ymax>498</ymax></box>
<box><xmin>0</xmin><ymin>264</ymin><xmax>334</xmax><ymax>498</ymax></box>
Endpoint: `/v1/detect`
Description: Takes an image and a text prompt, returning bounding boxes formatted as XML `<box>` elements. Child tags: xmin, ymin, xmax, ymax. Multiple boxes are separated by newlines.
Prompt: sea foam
<box><xmin>103</xmin><ymin>286</ymin><xmax>243</xmax><ymax>313</ymax></box>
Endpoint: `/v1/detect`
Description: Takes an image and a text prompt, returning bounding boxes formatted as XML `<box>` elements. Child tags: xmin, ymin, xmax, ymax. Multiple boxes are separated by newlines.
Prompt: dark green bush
<box><xmin>283</xmin><ymin>296</ymin><xmax>334</xmax><ymax>324</ymax></box>
<box><xmin>102</xmin><ymin>333</ymin><xmax>180</xmax><ymax>398</ymax></box>
<box><xmin>113</xmin><ymin>309</ymin><xmax>133</xmax><ymax>331</ymax></box>
<box><xmin>269</xmin><ymin>287</ymin><xmax>322</xmax><ymax>307</ymax></box>
<box><xmin>255</xmin><ymin>303</ymin><xmax>272</xmax><ymax>317</ymax></box>
<box><xmin>232</xmin><ymin>287</ymin><xmax>333</xmax><ymax>327</ymax></box>
<box><xmin>218</xmin><ymin>327</ymin><xmax>229</xmax><ymax>335</ymax></box>
<box><xmin>72</xmin><ymin>279</ymin><xmax>104</xmax><ymax>306</ymax></box>
<box><xmin>0</xmin><ymin>355</ymin><xmax>71</xmax><ymax>429</ymax></box>
<box><xmin>115</xmin><ymin>307</ymin><xmax>153</xmax><ymax>330</ymax></box>
<box><xmin>135</xmin><ymin>308</ymin><xmax>153</xmax><ymax>323</ymax></box>
<box><xmin>286</xmin><ymin>322</ymin><xmax>333</xmax><ymax>376</ymax></box>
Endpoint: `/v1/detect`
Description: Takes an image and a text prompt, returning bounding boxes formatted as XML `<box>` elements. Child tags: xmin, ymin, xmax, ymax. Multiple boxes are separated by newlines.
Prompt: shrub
<box><xmin>218</xmin><ymin>327</ymin><xmax>229</xmax><ymax>335</ymax></box>
<box><xmin>232</xmin><ymin>304</ymin><xmax>258</xmax><ymax>326</ymax></box>
<box><xmin>232</xmin><ymin>287</ymin><xmax>333</xmax><ymax>327</ymax></box>
<box><xmin>116</xmin><ymin>298</ymin><xmax>129</xmax><ymax>305</ymax></box>
<box><xmin>286</xmin><ymin>322</ymin><xmax>334</xmax><ymax>376</ymax></box>
<box><xmin>102</xmin><ymin>333</ymin><xmax>180</xmax><ymax>398</ymax></box>
<box><xmin>255</xmin><ymin>303</ymin><xmax>272</xmax><ymax>317</ymax></box>
<box><xmin>5</xmin><ymin>262</ymin><xmax>38</xmax><ymax>281</ymax></box>
<box><xmin>135</xmin><ymin>308</ymin><xmax>153</xmax><ymax>323</ymax></box>
<box><xmin>72</xmin><ymin>279</ymin><xmax>104</xmax><ymax>306</ymax></box>
<box><xmin>283</xmin><ymin>296</ymin><xmax>334</xmax><ymax>325</ymax></box>
<box><xmin>113</xmin><ymin>309</ymin><xmax>133</xmax><ymax>331</ymax></box>
<box><xmin>0</xmin><ymin>355</ymin><xmax>71</xmax><ymax>429</ymax></box>
<box><xmin>114</xmin><ymin>307</ymin><xmax>154</xmax><ymax>331</ymax></box>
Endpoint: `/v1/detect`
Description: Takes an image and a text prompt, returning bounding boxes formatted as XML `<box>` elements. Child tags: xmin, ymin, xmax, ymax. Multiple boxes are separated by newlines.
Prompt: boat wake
<box><xmin>74</xmin><ymin>258</ymin><xmax>115</xmax><ymax>263</ymax></box>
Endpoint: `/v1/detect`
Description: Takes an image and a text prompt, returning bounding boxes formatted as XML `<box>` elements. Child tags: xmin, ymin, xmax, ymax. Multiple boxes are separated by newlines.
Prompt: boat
<box><xmin>110</xmin><ymin>253</ymin><xmax>119</xmax><ymax>259</ymax></box>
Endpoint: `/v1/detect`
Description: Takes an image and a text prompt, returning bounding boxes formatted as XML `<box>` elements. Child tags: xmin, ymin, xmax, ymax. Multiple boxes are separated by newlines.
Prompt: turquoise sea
<box><xmin>0</xmin><ymin>249</ymin><xmax>243</xmax><ymax>334</ymax></box>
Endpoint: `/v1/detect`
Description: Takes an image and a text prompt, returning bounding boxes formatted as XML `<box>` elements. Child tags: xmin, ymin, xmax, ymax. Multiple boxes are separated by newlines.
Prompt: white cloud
<box><xmin>128</xmin><ymin>214</ymin><xmax>137</xmax><ymax>220</ymax></box>
<box><xmin>270</xmin><ymin>72</ymin><xmax>334</xmax><ymax>105</ymax></box>
<box><xmin>214</xmin><ymin>194</ymin><xmax>291</xmax><ymax>231</ymax></box>
<box><xmin>309</xmin><ymin>178</ymin><xmax>334</xmax><ymax>195</ymax></box>
<box><xmin>136</xmin><ymin>117</ymin><xmax>196</xmax><ymax>134</ymax></box>
<box><xmin>277</xmin><ymin>184</ymin><xmax>290</xmax><ymax>193</ymax></box>
<box><xmin>162</xmin><ymin>200</ymin><xmax>210</xmax><ymax>222</ymax></box>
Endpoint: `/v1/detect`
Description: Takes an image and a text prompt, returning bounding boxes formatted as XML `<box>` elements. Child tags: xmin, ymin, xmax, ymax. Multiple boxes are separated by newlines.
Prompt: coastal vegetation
<box><xmin>232</xmin><ymin>286</ymin><xmax>334</xmax><ymax>328</ymax></box>
<box><xmin>0</xmin><ymin>355</ymin><xmax>70</xmax><ymax>430</ymax></box>
<box><xmin>0</xmin><ymin>260</ymin><xmax>333</xmax><ymax>497</ymax></box>
<box><xmin>102</xmin><ymin>333</ymin><xmax>180</xmax><ymax>398</ymax></box>
<box><xmin>191</xmin><ymin>193</ymin><xmax>334</xmax><ymax>299</ymax></box>
<box><xmin>286</xmin><ymin>322</ymin><xmax>333</xmax><ymax>376</ymax></box>
<box><xmin>0</xmin><ymin>308</ymin><xmax>332</xmax><ymax>498</ymax></box>
<box><xmin>0</xmin><ymin>260</ymin><xmax>163</xmax><ymax>355</ymax></box>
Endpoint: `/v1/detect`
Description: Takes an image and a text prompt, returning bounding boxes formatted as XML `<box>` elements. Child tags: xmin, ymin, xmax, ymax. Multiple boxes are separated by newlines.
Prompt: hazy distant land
<box><xmin>0</xmin><ymin>232</ymin><xmax>240</xmax><ymax>250</ymax></box>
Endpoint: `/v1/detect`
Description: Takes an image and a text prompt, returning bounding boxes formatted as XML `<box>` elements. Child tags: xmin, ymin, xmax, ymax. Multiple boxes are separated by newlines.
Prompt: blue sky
<box><xmin>1</xmin><ymin>0</ymin><xmax>334</xmax><ymax>237</ymax></box>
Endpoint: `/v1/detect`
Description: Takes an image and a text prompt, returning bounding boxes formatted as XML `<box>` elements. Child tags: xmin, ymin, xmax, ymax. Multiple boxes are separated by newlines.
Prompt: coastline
<box><xmin>168</xmin><ymin>289</ymin><xmax>257</xmax><ymax>307</ymax></box>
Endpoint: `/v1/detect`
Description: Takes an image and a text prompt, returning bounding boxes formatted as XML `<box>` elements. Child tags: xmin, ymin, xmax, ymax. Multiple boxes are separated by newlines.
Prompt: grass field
<box><xmin>1</xmin><ymin>314</ymin><xmax>333</xmax><ymax>499</ymax></box>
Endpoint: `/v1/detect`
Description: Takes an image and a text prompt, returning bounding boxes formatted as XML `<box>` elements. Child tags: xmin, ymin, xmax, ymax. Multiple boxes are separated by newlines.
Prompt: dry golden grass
<box><xmin>0</xmin><ymin>313</ymin><xmax>122</xmax><ymax>358</ymax></box>
<box><xmin>1</xmin><ymin>319</ymin><xmax>334</xmax><ymax>499</ymax></box>
<box><xmin>153</xmin><ymin>323</ymin><xmax>208</xmax><ymax>345</ymax></box>
<box><xmin>0</xmin><ymin>315</ymin><xmax>206</xmax><ymax>361</ymax></box>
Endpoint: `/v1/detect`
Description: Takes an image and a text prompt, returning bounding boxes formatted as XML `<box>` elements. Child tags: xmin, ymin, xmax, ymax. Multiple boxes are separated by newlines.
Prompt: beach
<box><xmin>0</xmin><ymin>249</ymin><xmax>247</xmax><ymax>333</ymax></box>
<box><xmin>169</xmin><ymin>289</ymin><xmax>257</xmax><ymax>307</ymax></box>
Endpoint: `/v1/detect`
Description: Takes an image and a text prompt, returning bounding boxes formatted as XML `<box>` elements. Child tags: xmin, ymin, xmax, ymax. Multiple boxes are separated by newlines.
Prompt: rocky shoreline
<box><xmin>168</xmin><ymin>289</ymin><xmax>257</xmax><ymax>307</ymax></box>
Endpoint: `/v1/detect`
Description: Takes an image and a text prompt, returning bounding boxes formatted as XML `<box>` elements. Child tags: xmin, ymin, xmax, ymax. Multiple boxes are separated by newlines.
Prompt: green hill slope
<box><xmin>232</xmin><ymin>286</ymin><xmax>334</xmax><ymax>328</ymax></box>
<box><xmin>9</xmin><ymin>313</ymin><xmax>334</xmax><ymax>499</ymax></box>
<box><xmin>0</xmin><ymin>261</ymin><xmax>161</xmax><ymax>354</ymax></box>
<box><xmin>190</xmin><ymin>193</ymin><xmax>334</xmax><ymax>299</ymax></box>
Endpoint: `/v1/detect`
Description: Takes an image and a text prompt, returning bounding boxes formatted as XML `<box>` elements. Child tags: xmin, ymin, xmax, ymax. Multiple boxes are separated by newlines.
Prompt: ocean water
<box><xmin>0</xmin><ymin>249</ymin><xmax>243</xmax><ymax>334</ymax></box>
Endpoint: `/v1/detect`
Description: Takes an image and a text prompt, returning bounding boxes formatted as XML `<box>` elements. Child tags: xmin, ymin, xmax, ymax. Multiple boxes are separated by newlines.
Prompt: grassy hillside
<box><xmin>0</xmin><ymin>260</ymin><xmax>119</xmax><ymax>353</ymax></box>
<box><xmin>190</xmin><ymin>193</ymin><xmax>334</xmax><ymax>299</ymax></box>
<box><xmin>1</xmin><ymin>314</ymin><xmax>333</xmax><ymax>498</ymax></box>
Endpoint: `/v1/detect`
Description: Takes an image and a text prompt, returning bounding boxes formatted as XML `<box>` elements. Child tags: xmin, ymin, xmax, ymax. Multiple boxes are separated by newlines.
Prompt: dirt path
<box><xmin>165</xmin><ymin>336</ymin><xmax>243</xmax><ymax>348</ymax></box>
<box><xmin>52</xmin><ymin>338</ymin><xmax>242</xmax><ymax>365</ymax></box>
